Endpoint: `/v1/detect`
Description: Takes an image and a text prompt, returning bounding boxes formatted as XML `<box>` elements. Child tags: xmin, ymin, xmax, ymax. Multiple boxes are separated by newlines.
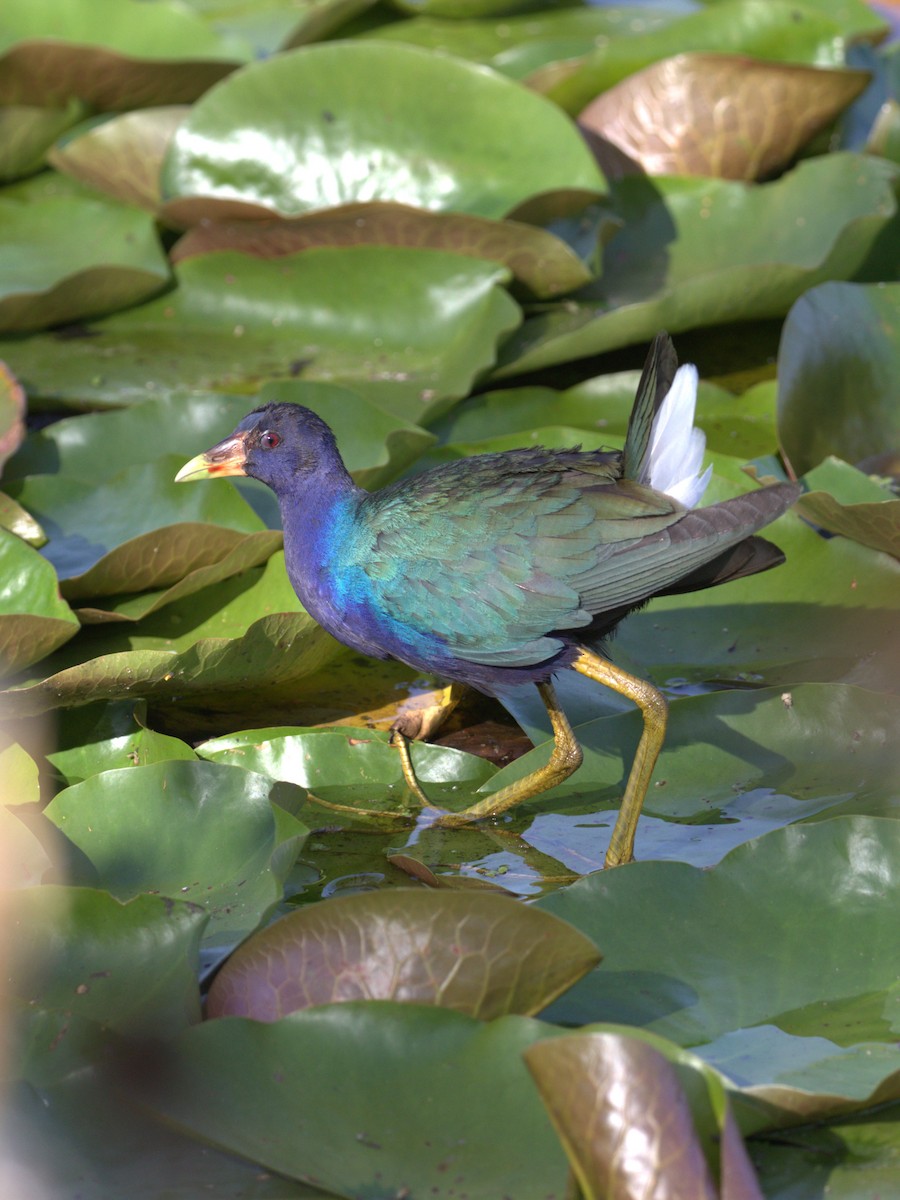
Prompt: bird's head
<box><xmin>175</xmin><ymin>403</ymin><xmax>343</xmax><ymax>494</ymax></box>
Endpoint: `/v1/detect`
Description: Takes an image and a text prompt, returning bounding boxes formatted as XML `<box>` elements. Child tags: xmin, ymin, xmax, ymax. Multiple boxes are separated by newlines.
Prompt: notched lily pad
<box><xmin>579</xmin><ymin>54</ymin><xmax>870</xmax><ymax>180</ymax></box>
<box><xmin>49</xmin><ymin>106</ymin><xmax>188</xmax><ymax>211</ymax></box>
<box><xmin>796</xmin><ymin>457</ymin><xmax>899</xmax><ymax>558</ymax></box>
<box><xmin>170</xmin><ymin>202</ymin><xmax>593</xmax><ymax>299</ymax></box>
<box><xmin>207</xmin><ymin>887</ymin><xmax>599</xmax><ymax>1020</ymax></box>
<box><xmin>45</xmin><ymin>759</ymin><xmax>309</xmax><ymax>962</ymax></box>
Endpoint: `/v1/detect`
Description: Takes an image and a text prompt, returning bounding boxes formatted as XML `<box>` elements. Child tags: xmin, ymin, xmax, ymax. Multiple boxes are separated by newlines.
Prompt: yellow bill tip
<box><xmin>174</xmin><ymin>435</ymin><xmax>249</xmax><ymax>483</ymax></box>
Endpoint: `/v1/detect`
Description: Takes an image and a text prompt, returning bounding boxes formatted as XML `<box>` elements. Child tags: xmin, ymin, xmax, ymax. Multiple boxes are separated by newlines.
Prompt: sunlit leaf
<box><xmin>49</xmin><ymin>720</ymin><xmax>197</xmax><ymax>785</ymax></box>
<box><xmin>536</xmin><ymin>818</ymin><xmax>900</xmax><ymax>1123</ymax></box>
<box><xmin>796</xmin><ymin>457</ymin><xmax>900</xmax><ymax>558</ymax></box>
<box><xmin>45</xmin><ymin>760</ymin><xmax>309</xmax><ymax>965</ymax></box>
<box><xmin>0</xmin><ymin>528</ymin><xmax>79</xmax><ymax>676</ymax></box>
<box><xmin>48</xmin><ymin>107</ymin><xmax>188</xmax><ymax>211</ymax></box>
<box><xmin>160</xmin><ymin>41</ymin><xmax>605</xmax><ymax>223</ymax></box>
<box><xmin>579</xmin><ymin>54</ymin><xmax>869</xmax><ymax>180</ymax></box>
<box><xmin>533</xmin><ymin>0</ymin><xmax>850</xmax><ymax>115</ymax></box>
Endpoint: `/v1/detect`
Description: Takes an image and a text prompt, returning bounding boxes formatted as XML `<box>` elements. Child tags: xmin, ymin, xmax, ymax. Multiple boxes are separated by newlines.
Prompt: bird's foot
<box><xmin>389</xmin><ymin>724</ymin><xmax>443</xmax><ymax>812</ymax></box>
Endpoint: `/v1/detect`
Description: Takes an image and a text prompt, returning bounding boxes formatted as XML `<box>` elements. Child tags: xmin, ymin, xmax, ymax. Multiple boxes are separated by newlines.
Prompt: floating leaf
<box><xmin>0</xmin><ymin>553</ymin><xmax>342</xmax><ymax>718</ymax></box>
<box><xmin>48</xmin><ymin>720</ymin><xmax>197</xmax><ymax>785</ymax></box>
<box><xmin>494</xmin><ymin>154</ymin><xmax>899</xmax><ymax>377</ymax></box>
<box><xmin>0</xmin><ymin>528</ymin><xmax>79</xmax><ymax>676</ymax></box>
<box><xmin>524</xmin><ymin>1033</ymin><xmax>761</xmax><ymax>1199</ymax></box>
<box><xmin>45</xmin><ymin>760</ymin><xmax>309</xmax><ymax>966</ymax></box>
<box><xmin>777</xmin><ymin>280</ymin><xmax>900</xmax><ymax>475</ymax></box>
<box><xmin>0</xmin><ymin>0</ymin><xmax>242</xmax><ymax>109</ymax></box>
<box><xmin>171</xmin><ymin>202</ymin><xmax>592</xmax><ymax>299</ymax></box>
<box><xmin>579</xmin><ymin>54</ymin><xmax>869</xmax><ymax>180</ymax></box>
<box><xmin>533</xmin><ymin>0</ymin><xmax>850</xmax><ymax>115</ymax></box>
<box><xmin>0</xmin><ymin>100</ymin><xmax>85</xmax><ymax>181</ymax></box>
<box><xmin>0</xmin><ymin>359</ymin><xmax>26</xmax><ymax>471</ymax></box>
<box><xmin>48</xmin><ymin>106</ymin><xmax>188</xmax><ymax>211</ymax></box>
<box><xmin>0</xmin><ymin>188</ymin><xmax>171</xmax><ymax>333</ymax></box>
<box><xmin>207</xmin><ymin>888</ymin><xmax>599</xmax><ymax>1019</ymax></box>
<box><xmin>7</xmin><ymin>885</ymin><xmax>206</xmax><ymax>1085</ymax></box>
<box><xmin>0</xmin><ymin>248</ymin><xmax>520</xmax><ymax>418</ymax></box>
<box><xmin>160</xmin><ymin>41</ymin><xmax>605</xmax><ymax>223</ymax></box>
<box><xmin>130</xmin><ymin>1006</ymin><xmax>570</xmax><ymax>1197</ymax></box>
<box><xmin>796</xmin><ymin>457</ymin><xmax>900</xmax><ymax>558</ymax></box>
<box><xmin>536</xmin><ymin>818</ymin><xmax>900</xmax><ymax>1122</ymax></box>
<box><xmin>9</xmin><ymin>457</ymin><xmax>268</xmax><ymax>597</ymax></box>
<box><xmin>5</xmin><ymin>1071</ymin><xmax>324</xmax><ymax>1200</ymax></box>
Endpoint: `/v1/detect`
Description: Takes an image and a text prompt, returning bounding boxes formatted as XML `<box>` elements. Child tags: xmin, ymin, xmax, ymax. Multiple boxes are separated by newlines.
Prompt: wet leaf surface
<box><xmin>160</xmin><ymin>41</ymin><xmax>605</xmax><ymax>223</ymax></box>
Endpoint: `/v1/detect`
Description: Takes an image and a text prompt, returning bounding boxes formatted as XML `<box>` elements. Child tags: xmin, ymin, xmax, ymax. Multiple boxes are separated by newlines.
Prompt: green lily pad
<box><xmin>0</xmin><ymin>553</ymin><xmax>342</xmax><ymax>718</ymax></box>
<box><xmin>198</xmin><ymin>723</ymin><xmax>497</xmax><ymax>817</ymax></box>
<box><xmin>171</xmin><ymin>202</ymin><xmax>593</xmax><ymax>299</ymax></box>
<box><xmin>0</xmin><ymin>358</ymin><xmax>25</xmax><ymax>471</ymax></box>
<box><xmin>0</xmin><ymin>248</ymin><xmax>520</xmax><ymax>418</ymax></box>
<box><xmin>7</xmin><ymin>884</ymin><xmax>206</xmax><ymax>1085</ymax></box>
<box><xmin>796</xmin><ymin>457</ymin><xmax>900</xmax><ymax>558</ymax></box>
<box><xmin>0</xmin><ymin>528</ymin><xmax>80</xmax><ymax>676</ymax></box>
<box><xmin>6</xmin><ymin>382</ymin><xmax>432</xmax><ymax>493</ymax></box>
<box><xmin>494</xmin><ymin>153</ymin><xmax>899</xmax><ymax>377</ymax></box>
<box><xmin>0</xmin><ymin>741</ymin><xmax>53</xmax><ymax>886</ymax></box>
<box><xmin>750</xmin><ymin>1108</ymin><xmax>900</xmax><ymax>1200</ymax></box>
<box><xmin>534</xmin><ymin>0</ymin><xmax>849</xmax><ymax>115</ymax></box>
<box><xmin>130</xmin><ymin>1005</ymin><xmax>571</xmax><ymax>1197</ymax></box>
<box><xmin>777</xmin><ymin>280</ymin><xmax>900</xmax><ymax>476</ymax></box>
<box><xmin>0</xmin><ymin>493</ymin><xmax>45</xmax><ymax>546</ymax></box>
<box><xmin>0</xmin><ymin>188</ymin><xmax>171</xmax><ymax>333</ymax></box>
<box><xmin>5</xmin><ymin>1071</ymin><xmax>326</xmax><ymax>1200</ymax></box>
<box><xmin>0</xmin><ymin>0</ymin><xmax>242</xmax><ymax>110</ymax></box>
<box><xmin>578</xmin><ymin>53</ymin><xmax>869</xmax><ymax>180</ymax></box>
<box><xmin>360</xmin><ymin>6</ymin><xmax>675</xmax><ymax>69</ymax></box>
<box><xmin>9</xmin><ymin>456</ymin><xmax>268</xmax><ymax>597</ymax></box>
<box><xmin>160</xmin><ymin>41</ymin><xmax>605</xmax><ymax>222</ymax></box>
<box><xmin>48</xmin><ymin>719</ymin><xmax>197</xmax><ymax>785</ymax></box>
<box><xmin>208</xmin><ymin>887</ymin><xmax>599</xmax><ymax>1019</ymax></box>
<box><xmin>45</xmin><ymin>760</ymin><xmax>309</xmax><ymax>967</ymax></box>
<box><xmin>535</xmin><ymin>818</ymin><xmax>900</xmax><ymax>1115</ymax></box>
<box><xmin>0</xmin><ymin>100</ymin><xmax>85</xmax><ymax>181</ymax></box>
<box><xmin>48</xmin><ymin>106</ymin><xmax>188</xmax><ymax>210</ymax></box>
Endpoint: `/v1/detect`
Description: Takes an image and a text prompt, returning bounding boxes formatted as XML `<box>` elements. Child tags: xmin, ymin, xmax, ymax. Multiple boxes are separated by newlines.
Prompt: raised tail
<box><xmin>623</xmin><ymin>332</ymin><xmax>712</xmax><ymax>508</ymax></box>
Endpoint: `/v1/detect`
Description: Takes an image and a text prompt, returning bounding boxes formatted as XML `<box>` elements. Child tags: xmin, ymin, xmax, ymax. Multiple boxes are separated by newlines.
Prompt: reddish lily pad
<box><xmin>171</xmin><ymin>202</ymin><xmax>592</xmax><ymax>299</ymax></box>
<box><xmin>207</xmin><ymin>888</ymin><xmax>600</xmax><ymax>1020</ymax></box>
<box><xmin>579</xmin><ymin>54</ymin><xmax>870</xmax><ymax>180</ymax></box>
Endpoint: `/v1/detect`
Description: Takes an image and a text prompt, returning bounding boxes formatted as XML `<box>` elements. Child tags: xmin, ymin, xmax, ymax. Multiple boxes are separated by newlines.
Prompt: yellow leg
<box><xmin>393</xmin><ymin>679</ymin><xmax>583</xmax><ymax>829</ymax></box>
<box><xmin>572</xmin><ymin>647</ymin><xmax>668</xmax><ymax>869</ymax></box>
<box><xmin>390</xmin><ymin>725</ymin><xmax>438</xmax><ymax>809</ymax></box>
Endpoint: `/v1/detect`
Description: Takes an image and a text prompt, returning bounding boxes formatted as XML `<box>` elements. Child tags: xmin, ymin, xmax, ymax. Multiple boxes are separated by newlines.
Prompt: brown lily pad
<box><xmin>579</xmin><ymin>54</ymin><xmax>870</xmax><ymax>180</ymax></box>
<box><xmin>49</xmin><ymin>107</ymin><xmax>188</xmax><ymax>211</ymax></box>
<box><xmin>207</xmin><ymin>888</ymin><xmax>600</xmax><ymax>1021</ymax></box>
<box><xmin>170</xmin><ymin>201</ymin><xmax>592</xmax><ymax>298</ymax></box>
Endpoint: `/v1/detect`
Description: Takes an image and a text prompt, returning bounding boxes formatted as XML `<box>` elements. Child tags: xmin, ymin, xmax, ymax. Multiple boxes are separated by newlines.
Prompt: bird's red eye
<box><xmin>260</xmin><ymin>430</ymin><xmax>281</xmax><ymax>449</ymax></box>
